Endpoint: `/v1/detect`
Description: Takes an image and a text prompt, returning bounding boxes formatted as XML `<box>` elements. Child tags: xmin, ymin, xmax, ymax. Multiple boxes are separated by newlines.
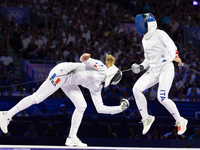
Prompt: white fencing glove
<box><xmin>131</xmin><ymin>63</ymin><xmax>144</xmax><ymax>74</ymax></box>
<box><xmin>120</xmin><ymin>98</ymin><xmax>130</xmax><ymax>111</ymax></box>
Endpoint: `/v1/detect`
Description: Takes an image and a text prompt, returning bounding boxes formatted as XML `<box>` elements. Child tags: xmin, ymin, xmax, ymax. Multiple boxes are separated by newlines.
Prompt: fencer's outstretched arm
<box><xmin>89</xmin><ymin>90</ymin><xmax>124</xmax><ymax>115</ymax></box>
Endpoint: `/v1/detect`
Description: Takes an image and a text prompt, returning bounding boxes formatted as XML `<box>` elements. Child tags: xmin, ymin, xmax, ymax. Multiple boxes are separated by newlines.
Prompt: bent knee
<box><xmin>132</xmin><ymin>85</ymin><xmax>143</xmax><ymax>95</ymax></box>
<box><xmin>76</xmin><ymin>104</ymin><xmax>87</xmax><ymax>112</ymax></box>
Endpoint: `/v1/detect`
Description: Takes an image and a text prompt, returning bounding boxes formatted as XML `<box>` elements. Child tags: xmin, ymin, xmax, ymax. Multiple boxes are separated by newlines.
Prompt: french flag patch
<box><xmin>94</xmin><ymin>62</ymin><xmax>98</xmax><ymax>68</ymax></box>
<box><xmin>55</xmin><ymin>78</ymin><xmax>61</xmax><ymax>84</ymax></box>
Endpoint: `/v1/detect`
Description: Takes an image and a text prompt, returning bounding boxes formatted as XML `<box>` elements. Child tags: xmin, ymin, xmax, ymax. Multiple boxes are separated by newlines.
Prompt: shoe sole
<box><xmin>65</xmin><ymin>144</ymin><xmax>87</xmax><ymax>147</ymax></box>
<box><xmin>142</xmin><ymin>116</ymin><xmax>155</xmax><ymax>135</ymax></box>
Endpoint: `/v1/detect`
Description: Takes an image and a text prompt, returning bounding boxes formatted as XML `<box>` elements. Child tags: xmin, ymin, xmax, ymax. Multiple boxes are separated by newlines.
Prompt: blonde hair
<box><xmin>105</xmin><ymin>54</ymin><xmax>115</xmax><ymax>68</ymax></box>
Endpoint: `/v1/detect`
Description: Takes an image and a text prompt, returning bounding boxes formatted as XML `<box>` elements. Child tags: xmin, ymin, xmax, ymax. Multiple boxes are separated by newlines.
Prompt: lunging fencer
<box><xmin>132</xmin><ymin>13</ymin><xmax>188</xmax><ymax>135</ymax></box>
<box><xmin>0</xmin><ymin>53</ymin><xmax>129</xmax><ymax>147</ymax></box>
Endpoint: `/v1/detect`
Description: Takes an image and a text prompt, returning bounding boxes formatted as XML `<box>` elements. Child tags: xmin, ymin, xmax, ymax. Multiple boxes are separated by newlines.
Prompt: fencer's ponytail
<box><xmin>105</xmin><ymin>54</ymin><xmax>115</xmax><ymax>68</ymax></box>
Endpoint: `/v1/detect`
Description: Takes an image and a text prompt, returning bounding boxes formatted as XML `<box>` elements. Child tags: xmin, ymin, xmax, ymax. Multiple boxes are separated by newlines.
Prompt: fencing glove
<box><xmin>131</xmin><ymin>63</ymin><xmax>144</xmax><ymax>74</ymax></box>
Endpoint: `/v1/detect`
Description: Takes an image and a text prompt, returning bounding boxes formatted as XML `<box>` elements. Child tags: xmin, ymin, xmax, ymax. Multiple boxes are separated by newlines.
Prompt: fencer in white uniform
<box><xmin>0</xmin><ymin>53</ymin><xmax>129</xmax><ymax>147</ymax></box>
<box><xmin>132</xmin><ymin>13</ymin><xmax>188</xmax><ymax>135</ymax></box>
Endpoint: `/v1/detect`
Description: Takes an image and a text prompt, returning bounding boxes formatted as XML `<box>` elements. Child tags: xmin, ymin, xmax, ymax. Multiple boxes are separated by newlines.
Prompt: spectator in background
<box><xmin>187</xmin><ymin>87</ymin><xmax>200</xmax><ymax>102</ymax></box>
<box><xmin>164</xmin><ymin>126</ymin><xmax>183</xmax><ymax>140</ymax></box>
<box><xmin>14</xmin><ymin>85</ymin><xmax>28</xmax><ymax>97</ymax></box>
<box><xmin>0</xmin><ymin>50</ymin><xmax>14</xmax><ymax>72</ymax></box>
<box><xmin>184</xmin><ymin>77</ymin><xmax>192</xmax><ymax>94</ymax></box>
<box><xmin>0</xmin><ymin>64</ymin><xmax>7</xmax><ymax>87</ymax></box>
<box><xmin>186</xmin><ymin>41</ymin><xmax>197</xmax><ymax>56</ymax></box>
<box><xmin>101</xmin><ymin>124</ymin><xmax>117</xmax><ymax>138</ymax></box>
<box><xmin>82</xmin><ymin>27</ymin><xmax>91</xmax><ymax>43</ymax></box>
<box><xmin>25</xmin><ymin>38</ymin><xmax>40</xmax><ymax>59</ymax></box>
<box><xmin>114</xmin><ymin>22</ymin><xmax>124</xmax><ymax>35</ymax></box>
<box><xmin>106</xmin><ymin>86</ymin><xmax>120</xmax><ymax>100</ymax></box>
<box><xmin>10</xmin><ymin>17</ymin><xmax>18</xmax><ymax>29</ymax></box>
<box><xmin>23</xmin><ymin>124</ymin><xmax>38</xmax><ymax>137</ymax></box>
<box><xmin>3</xmin><ymin>85</ymin><xmax>15</xmax><ymax>96</ymax></box>
<box><xmin>10</xmin><ymin>26</ymin><xmax>22</xmax><ymax>54</ymax></box>
<box><xmin>103</xmin><ymin>26</ymin><xmax>111</xmax><ymax>39</ymax></box>
<box><xmin>21</xmin><ymin>18</ymin><xmax>30</xmax><ymax>32</ymax></box>
<box><xmin>189</xmin><ymin>127</ymin><xmax>200</xmax><ymax>140</ymax></box>
<box><xmin>29</xmin><ymin>87</ymin><xmax>36</xmax><ymax>95</ymax></box>
<box><xmin>1</xmin><ymin>30</ymin><xmax>10</xmax><ymax>49</ymax></box>
<box><xmin>44</xmin><ymin>123</ymin><xmax>58</xmax><ymax>137</ymax></box>
<box><xmin>127</xmin><ymin>126</ymin><xmax>139</xmax><ymax>139</ymax></box>
<box><xmin>34</xmin><ymin>34</ymin><xmax>43</xmax><ymax>49</ymax></box>
<box><xmin>57</xmin><ymin>104</ymin><xmax>69</xmax><ymax>118</ymax></box>
<box><xmin>16</xmin><ymin>109</ymin><xmax>29</xmax><ymax>117</ymax></box>
<box><xmin>175</xmin><ymin>74</ymin><xmax>185</xmax><ymax>91</ymax></box>
<box><xmin>174</xmin><ymin>87</ymin><xmax>188</xmax><ymax>102</ymax></box>
<box><xmin>147</xmin><ymin>126</ymin><xmax>164</xmax><ymax>139</ymax></box>
<box><xmin>20</xmin><ymin>33</ymin><xmax>31</xmax><ymax>58</ymax></box>
<box><xmin>186</xmin><ymin>81</ymin><xmax>200</xmax><ymax>101</ymax></box>
<box><xmin>170</xmin><ymin>18</ymin><xmax>179</xmax><ymax>40</ymax></box>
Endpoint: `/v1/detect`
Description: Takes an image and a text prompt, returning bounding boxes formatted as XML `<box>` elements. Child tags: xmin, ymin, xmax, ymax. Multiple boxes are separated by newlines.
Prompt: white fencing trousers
<box><xmin>6</xmin><ymin>63</ymin><xmax>83</xmax><ymax>118</ymax></box>
<box><xmin>132</xmin><ymin>62</ymin><xmax>182</xmax><ymax>122</ymax></box>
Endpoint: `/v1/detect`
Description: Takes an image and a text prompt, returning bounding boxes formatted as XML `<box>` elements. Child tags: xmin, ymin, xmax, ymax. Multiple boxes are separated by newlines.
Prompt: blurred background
<box><xmin>0</xmin><ymin>0</ymin><xmax>200</xmax><ymax>148</ymax></box>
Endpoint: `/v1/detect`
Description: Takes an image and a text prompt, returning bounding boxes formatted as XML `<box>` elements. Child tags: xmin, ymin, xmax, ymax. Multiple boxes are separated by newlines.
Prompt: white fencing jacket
<box><xmin>62</xmin><ymin>58</ymin><xmax>122</xmax><ymax>115</ymax></box>
<box><xmin>64</xmin><ymin>58</ymin><xmax>106</xmax><ymax>91</ymax></box>
<box><xmin>141</xmin><ymin>21</ymin><xmax>178</xmax><ymax>76</ymax></box>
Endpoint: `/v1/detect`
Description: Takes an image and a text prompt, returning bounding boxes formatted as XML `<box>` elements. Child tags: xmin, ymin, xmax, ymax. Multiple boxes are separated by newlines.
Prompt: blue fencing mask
<box><xmin>135</xmin><ymin>13</ymin><xmax>156</xmax><ymax>34</ymax></box>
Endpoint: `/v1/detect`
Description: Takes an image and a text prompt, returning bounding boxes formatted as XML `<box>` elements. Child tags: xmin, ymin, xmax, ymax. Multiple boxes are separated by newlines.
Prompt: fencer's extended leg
<box><xmin>157</xmin><ymin>63</ymin><xmax>188</xmax><ymax>135</ymax></box>
<box><xmin>61</xmin><ymin>84</ymin><xmax>87</xmax><ymax>147</ymax></box>
<box><xmin>0</xmin><ymin>79</ymin><xmax>62</xmax><ymax>134</ymax></box>
<box><xmin>7</xmin><ymin>78</ymin><xmax>62</xmax><ymax>118</ymax></box>
<box><xmin>0</xmin><ymin>64</ymin><xmax>66</xmax><ymax>134</ymax></box>
<box><xmin>132</xmin><ymin>69</ymin><xmax>158</xmax><ymax>135</ymax></box>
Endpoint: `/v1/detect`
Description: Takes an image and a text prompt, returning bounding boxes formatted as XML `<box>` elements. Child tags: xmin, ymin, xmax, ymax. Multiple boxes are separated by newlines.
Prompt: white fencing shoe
<box><xmin>175</xmin><ymin>117</ymin><xmax>188</xmax><ymax>135</ymax></box>
<box><xmin>141</xmin><ymin>115</ymin><xmax>155</xmax><ymax>135</ymax></box>
<box><xmin>0</xmin><ymin>111</ymin><xmax>11</xmax><ymax>134</ymax></box>
<box><xmin>65</xmin><ymin>137</ymin><xmax>87</xmax><ymax>147</ymax></box>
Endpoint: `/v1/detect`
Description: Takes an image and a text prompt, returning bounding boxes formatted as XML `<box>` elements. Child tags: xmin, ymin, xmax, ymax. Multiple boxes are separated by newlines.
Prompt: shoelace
<box><xmin>174</xmin><ymin>121</ymin><xmax>180</xmax><ymax>127</ymax></box>
<box><xmin>139</xmin><ymin>118</ymin><xmax>147</xmax><ymax>124</ymax></box>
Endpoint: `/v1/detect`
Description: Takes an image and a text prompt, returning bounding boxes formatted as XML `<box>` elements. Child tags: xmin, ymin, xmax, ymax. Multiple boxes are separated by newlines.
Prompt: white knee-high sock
<box><xmin>68</xmin><ymin>108</ymin><xmax>84</xmax><ymax>138</ymax></box>
<box><xmin>7</xmin><ymin>95</ymin><xmax>34</xmax><ymax>118</ymax></box>
<box><xmin>160</xmin><ymin>98</ymin><xmax>182</xmax><ymax>122</ymax></box>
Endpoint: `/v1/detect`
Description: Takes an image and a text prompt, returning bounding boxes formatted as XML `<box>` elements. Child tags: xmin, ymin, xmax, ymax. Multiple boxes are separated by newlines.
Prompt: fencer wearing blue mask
<box><xmin>135</xmin><ymin>13</ymin><xmax>156</xmax><ymax>34</ymax></box>
<box><xmin>132</xmin><ymin>13</ymin><xmax>188</xmax><ymax>135</ymax></box>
